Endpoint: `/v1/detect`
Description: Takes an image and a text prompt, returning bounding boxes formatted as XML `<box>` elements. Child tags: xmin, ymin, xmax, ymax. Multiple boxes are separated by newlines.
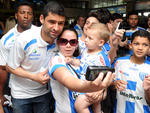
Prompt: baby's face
<box><xmin>85</xmin><ymin>29</ymin><xmax>104</xmax><ymax>51</ymax></box>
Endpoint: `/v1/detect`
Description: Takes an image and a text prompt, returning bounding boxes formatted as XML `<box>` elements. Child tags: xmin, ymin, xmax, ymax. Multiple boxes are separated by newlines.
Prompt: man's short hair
<box><xmin>111</xmin><ymin>13</ymin><xmax>123</xmax><ymax>21</ymax></box>
<box><xmin>88</xmin><ymin>8</ymin><xmax>112</xmax><ymax>24</ymax></box>
<box><xmin>42</xmin><ymin>1</ymin><xmax>65</xmax><ymax>18</ymax></box>
<box><xmin>15</xmin><ymin>1</ymin><xmax>33</xmax><ymax>13</ymax></box>
<box><xmin>127</xmin><ymin>11</ymin><xmax>138</xmax><ymax>19</ymax></box>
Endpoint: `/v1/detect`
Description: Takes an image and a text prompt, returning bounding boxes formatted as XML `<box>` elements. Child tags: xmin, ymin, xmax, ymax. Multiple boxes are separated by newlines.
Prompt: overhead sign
<box><xmin>108</xmin><ymin>6</ymin><xmax>126</xmax><ymax>14</ymax></box>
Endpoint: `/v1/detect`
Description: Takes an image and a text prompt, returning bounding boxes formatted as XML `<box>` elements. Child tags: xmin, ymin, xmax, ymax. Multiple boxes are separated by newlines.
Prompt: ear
<box><xmin>98</xmin><ymin>40</ymin><xmax>105</xmax><ymax>47</ymax></box>
<box><xmin>15</xmin><ymin>13</ymin><xmax>17</xmax><ymax>20</ymax></box>
<box><xmin>39</xmin><ymin>15</ymin><xmax>44</xmax><ymax>24</ymax></box>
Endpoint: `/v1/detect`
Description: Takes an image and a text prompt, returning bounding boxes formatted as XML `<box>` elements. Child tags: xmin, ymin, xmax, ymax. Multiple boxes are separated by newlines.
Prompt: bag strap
<box><xmin>67</xmin><ymin>64</ymin><xmax>80</xmax><ymax>79</ymax></box>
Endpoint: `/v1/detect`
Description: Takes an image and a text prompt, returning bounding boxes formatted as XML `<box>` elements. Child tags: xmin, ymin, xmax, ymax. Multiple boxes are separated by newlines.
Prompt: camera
<box><xmin>118</xmin><ymin>21</ymin><xmax>133</xmax><ymax>41</ymax></box>
<box><xmin>85</xmin><ymin>66</ymin><xmax>115</xmax><ymax>81</ymax></box>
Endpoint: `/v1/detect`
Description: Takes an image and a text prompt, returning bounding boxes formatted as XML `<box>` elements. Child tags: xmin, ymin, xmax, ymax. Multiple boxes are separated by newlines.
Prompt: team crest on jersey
<box><xmin>29</xmin><ymin>49</ymin><xmax>41</xmax><ymax>60</ymax></box>
<box><xmin>139</xmin><ymin>72</ymin><xmax>148</xmax><ymax>81</ymax></box>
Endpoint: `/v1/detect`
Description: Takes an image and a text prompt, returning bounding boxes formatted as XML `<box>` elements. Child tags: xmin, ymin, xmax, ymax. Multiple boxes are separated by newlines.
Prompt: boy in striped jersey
<box><xmin>113</xmin><ymin>30</ymin><xmax>150</xmax><ymax>113</ymax></box>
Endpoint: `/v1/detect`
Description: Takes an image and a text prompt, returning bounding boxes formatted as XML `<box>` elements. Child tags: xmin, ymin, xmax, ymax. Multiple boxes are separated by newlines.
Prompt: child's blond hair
<box><xmin>89</xmin><ymin>23</ymin><xmax>110</xmax><ymax>43</ymax></box>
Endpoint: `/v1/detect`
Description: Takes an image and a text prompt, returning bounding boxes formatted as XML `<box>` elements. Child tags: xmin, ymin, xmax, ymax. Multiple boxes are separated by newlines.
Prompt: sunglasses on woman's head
<box><xmin>58</xmin><ymin>38</ymin><xmax>78</xmax><ymax>46</ymax></box>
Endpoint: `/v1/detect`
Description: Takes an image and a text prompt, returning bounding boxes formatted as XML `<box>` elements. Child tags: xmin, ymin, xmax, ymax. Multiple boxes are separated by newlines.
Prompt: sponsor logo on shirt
<box><xmin>119</xmin><ymin>70</ymin><xmax>129</xmax><ymax>76</ymax></box>
<box><xmin>120</xmin><ymin>91</ymin><xmax>143</xmax><ymax>100</ymax></box>
<box><xmin>29</xmin><ymin>49</ymin><xmax>41</xmax><ymax>60</ymax></box>
<box><xmin>139</xmin><ymin>72</ymin><xmax>148</xmax><ymax>81</ymax></box>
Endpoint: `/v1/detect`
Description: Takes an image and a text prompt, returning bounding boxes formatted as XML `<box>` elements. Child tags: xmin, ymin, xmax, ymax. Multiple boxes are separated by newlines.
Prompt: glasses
<box><xmin>58</xmin><ymin>38</ymin><xmax>78</xmax><ymax>46</ymax></box>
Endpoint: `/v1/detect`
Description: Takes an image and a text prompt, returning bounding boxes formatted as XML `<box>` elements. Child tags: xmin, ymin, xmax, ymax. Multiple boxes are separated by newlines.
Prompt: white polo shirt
<box><xmin>7</xmin><ymin>26</ymin><xmax>58</xmax><ymax>99</ymax></box>
<box><xmin>0</xmin><ymin>24</ymin><xmax>37</xmax><ymax>65</ymax></box>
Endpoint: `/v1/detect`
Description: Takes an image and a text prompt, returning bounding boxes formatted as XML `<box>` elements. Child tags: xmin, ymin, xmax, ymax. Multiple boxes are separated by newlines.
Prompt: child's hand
<box><xmin>86</xmin><ymin>89</ymin><xmax>107</xmax><ymax>103</ymax></box>
<box><xmin>114</xmin><ymin>80</ymin><xmax>127</xmax><ymax>91</ymax></box>
<box><xmin>65</xmin><ymin>57</ymin><xmax>73</xmax><ymax>64</ymax></box>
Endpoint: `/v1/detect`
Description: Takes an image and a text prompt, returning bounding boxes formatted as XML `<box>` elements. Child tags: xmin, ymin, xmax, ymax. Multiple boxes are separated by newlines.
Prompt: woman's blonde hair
<box><xmin>3</xmin><ymin>16</ymin><xmax>16</xmax><ymax>34</ymax></box>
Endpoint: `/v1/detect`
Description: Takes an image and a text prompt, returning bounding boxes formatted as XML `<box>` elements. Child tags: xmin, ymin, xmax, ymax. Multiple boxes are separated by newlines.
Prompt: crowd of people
<box><xmin>0</xmin><ymin>1</ymin><xmax>150</xmax><ymax>113</ymax></box>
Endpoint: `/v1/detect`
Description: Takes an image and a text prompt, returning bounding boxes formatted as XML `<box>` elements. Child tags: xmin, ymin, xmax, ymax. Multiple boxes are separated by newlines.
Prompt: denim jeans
<box><xmin>12</xmin><ymin>93</ymin><xmax>53</xmax><ymax>113</ymax></box>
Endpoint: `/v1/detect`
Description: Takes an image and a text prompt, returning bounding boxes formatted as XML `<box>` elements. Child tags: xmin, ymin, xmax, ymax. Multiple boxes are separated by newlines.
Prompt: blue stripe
<box><xmin>113</xmin><ymin>99</ymin><xmax>117</xmax><ymax>113</ymax></box>
<box><xmin>69</xmin><ymin>90</ymin><xmax>77</xmax><ymax>113</ymax></box>
<box><xmin>74</xmin><ymin>25</ymin><xmax>80</xmax><ymax>30</ymax></box>
<box><xmin>47</xmin><ymin>43</ymin><xmax>56</xmax><ymax>50</ymax></box>
<box><xmin>78</xmin><ymin>34</ymin><xmax>82</xmax><ymax>37</ymax></box>
<box><xmin>4</xmin><ymin>32</ymin><xmax>14</xmax><ymax>45</ymax></box>
<box><xmin>144</xmin><ymin>59</ymin><xmax>150</xmax><ymax>64</ymax></box>
<box><xmin>102</xmin><ymin>42</ymin><xmax>111</xmax><ymax>52</ymax></box>
<box><xmin>24</xmin><ymin>39</ymin><xmax>37</xmax><ymax>50</ymax></box>
<box><xmin>125</xmin><ymin>101</ymin><xmax>135</xmax><ymax>113</ymax></box>
<box><xmin>100</xmin><ymin>51</ymin><xmax>111</xmax><ymax>67</ymax></box>
<box><xmin>143</xmin><ymin>105</ymin><xmax>150</xmax><ymax>113</ymax></box>
<box><xmin>126</xmin><ymin>80</ymin><xmax>137</xmax><ymax>91</ymax></box>
<box><xmin>48</xmin><ymin>64</ymin><xmax>66</xmax><ymax>79</ymax></box>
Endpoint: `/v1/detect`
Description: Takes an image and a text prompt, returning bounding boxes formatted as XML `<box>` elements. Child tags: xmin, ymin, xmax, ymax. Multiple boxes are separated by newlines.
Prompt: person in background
<box><xmin>3</xmin><ymin>16</ymin><xmax>16</xmax><ymax>34</ymax></box>
<box><xmin>74</xmin><ymin>15</ymin><xmax>85</xmax><ymax>37</ymax></box>
<box><xmin>0</xmin><ymin>1</ymin><xmax>35</xmax><ymax>107</ymax></box>
<box><xmin>125</xmin><ymin>11</ymin><xmax>145</xmax><ymax>38</ymax></box>
<box><xmin>143</xmin><ymin>75</ymin><xmax>150</xmax><ymax>106</ymax></box>
<box><xmin>111</xmin><ymin>13</ymin><xmax>123</xmax><ymax>34</ymax></box>
<box><xmin>113</xmin><ymin>30</ymin><xmax>150</xmax><ymax>113</ymax></box>
<box><xmin>0</xmin><ymin>20</ymin><xmax>4</xmax><ymax>37</ymax></box>
<box><xmin>147</xmin><ymin>14</ymin><xmax>150</xmax><ymax>32</ymax></box>
<box><xmin>48</xmin><ymin>27</ymin><xmax>115</xmax><ymax>113</ymax></box>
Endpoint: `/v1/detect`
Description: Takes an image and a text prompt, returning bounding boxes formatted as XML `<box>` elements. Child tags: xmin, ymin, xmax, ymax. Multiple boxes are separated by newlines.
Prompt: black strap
<box><xmin>67</xmin><ymin>64</ymin><xmax>80</xmax><ymax>79</ymax></box>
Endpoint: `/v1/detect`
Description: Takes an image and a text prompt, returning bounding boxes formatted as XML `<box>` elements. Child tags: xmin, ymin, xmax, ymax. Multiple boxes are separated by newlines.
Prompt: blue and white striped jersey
<box><xmin>78</xmin><ymin>49</ymin><xmax>111</xmax><ymax>77</ymax></box>
<box><xmin>114</xmin><ymin>56</ymin><xmax>150</xmax><ymax>113</ymax></box>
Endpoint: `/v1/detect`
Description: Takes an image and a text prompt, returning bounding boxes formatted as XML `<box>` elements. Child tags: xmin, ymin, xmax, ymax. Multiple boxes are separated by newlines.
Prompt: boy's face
<box><xmin>130</xmin><ymin>36</ymin><xmax>150</xmax><ymax>58</ymax></box>
<box><xmin>85</xmin><ymin>29</ymin><xmax>105</xmax><ymax>52</ymax></box>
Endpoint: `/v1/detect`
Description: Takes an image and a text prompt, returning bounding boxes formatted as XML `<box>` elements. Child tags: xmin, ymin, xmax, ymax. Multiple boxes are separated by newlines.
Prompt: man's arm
<box><xmin>0</xmin><ymin>66</ymin><xmax>7</xmax><ymax>105</ymax></box>
<box><xmin>6</xmin><ymin>65</ymin><xmax>50</xmax><ymax>85</ymax></box>
<box><xmin>143</xmin><ymin>76</ymin><xmax>150</xmax><ymax>106</ymax></box>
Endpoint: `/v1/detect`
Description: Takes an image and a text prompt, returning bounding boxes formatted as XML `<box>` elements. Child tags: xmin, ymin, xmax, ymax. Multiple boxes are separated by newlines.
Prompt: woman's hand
<box><xmin>93</xmin><ymin>72</ymin><xmax>115</xmax><ymax>90</ymax></box>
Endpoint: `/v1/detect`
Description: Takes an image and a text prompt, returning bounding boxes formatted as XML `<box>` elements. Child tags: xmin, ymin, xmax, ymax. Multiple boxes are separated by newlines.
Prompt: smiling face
<box><xmin>58</xmin><ymin>30</ymin><xmax>78</xmax><ymax>57</ymax></box>
<box><xmin>40</xmin><ymin>12</ymin><xmax>65</xmax><ymax>43</ymax></box>
<box><xmin>15</xmin><ymin>5</ymin><xmax>33</xmax><ymax>32</ymax></box>
<box><xmin>130</xmin><ymin>36</ymin><xmax>150</xmax><ymax>58</ymax></box>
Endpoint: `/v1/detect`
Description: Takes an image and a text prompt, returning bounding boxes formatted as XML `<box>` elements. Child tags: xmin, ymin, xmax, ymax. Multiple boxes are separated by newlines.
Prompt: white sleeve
<box><xmin>7</xmin><ymin>38</ymin><xmax>25</xmax><ymax>69</ymax></box>
<box><xmin>0</xmin><ymin>40</ymin><xmax>7</xmax><ymax>65</ymax></box>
